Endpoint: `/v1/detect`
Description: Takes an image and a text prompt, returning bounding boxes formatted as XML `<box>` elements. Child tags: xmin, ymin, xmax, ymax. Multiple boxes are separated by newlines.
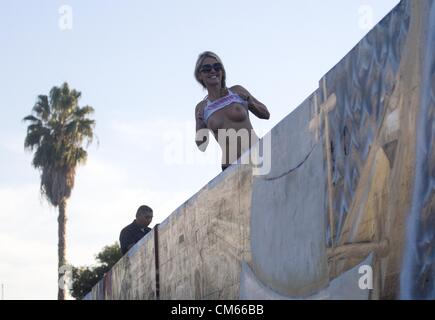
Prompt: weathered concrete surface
<box><xmin>319</xmin><ymin>3</ymin><xmax>412</xmax><ymax>296</ymax></box>
<box><xmin>85</xmin><ymin>165</ymin><xmax>253</xmax><ymax>300</ymax></box>
<box><xmin>318</xmin><ymin>0</ymin><xmax>434</xmax><ymax>299</ymax></box>
<box><xmin>157</xmin><ymin>165</ymin><xmax>253</xmax><ymax>299</ymax></box>
<box><xmin>85</xmin><ymin>0</ymin><xmax>434</xmax><ymax>300</ymax></box>
<box><xmin>249</xmin><ymin>93</ymin><xmax>328</xmax><ymax>297</ymax></box>
<box><xmin>240</xmin><ymin>254</ymin><xmax>373</xmax><ymax>300</ymax></box>
<box><xmin>399</xmin><ymin>0</ymin><xmax>435</xmax><ymax>300</ymax></box>
<box><xmin>84</xmin><ymin>230</ymin><xmax>156</xmax><ymax>300</ymax></box>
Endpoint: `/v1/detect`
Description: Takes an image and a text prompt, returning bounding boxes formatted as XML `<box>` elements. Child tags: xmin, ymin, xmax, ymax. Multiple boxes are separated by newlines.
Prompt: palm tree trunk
<box><xmin>58</xmin><ymin>199</ymin><xmax>67</xmax><ymax>300</ymax></box>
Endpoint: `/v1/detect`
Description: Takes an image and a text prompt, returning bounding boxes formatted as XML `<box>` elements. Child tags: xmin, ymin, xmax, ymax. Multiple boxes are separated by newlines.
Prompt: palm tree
<box><xmin>23</xmin><ymin>82</ymin><xmax>95</xmax><ymax>300</ymax></box>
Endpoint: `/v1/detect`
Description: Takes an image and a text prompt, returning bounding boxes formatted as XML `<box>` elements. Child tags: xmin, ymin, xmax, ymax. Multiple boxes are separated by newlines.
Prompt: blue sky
<box><xmin>0</xmin><ymin>0</ymin><xmax>399</xmax><ymax>299</ymax></box>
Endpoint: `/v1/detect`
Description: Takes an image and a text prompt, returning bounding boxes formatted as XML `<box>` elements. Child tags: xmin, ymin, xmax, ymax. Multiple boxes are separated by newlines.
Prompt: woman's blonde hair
<box><xmin>194</xmin><ymin>51</ymin><xmax>227</xmax><ymax>89</ymax></box>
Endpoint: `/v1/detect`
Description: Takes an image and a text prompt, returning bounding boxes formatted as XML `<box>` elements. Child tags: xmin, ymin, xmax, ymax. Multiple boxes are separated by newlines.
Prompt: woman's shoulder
<box><xmin>230</xmin><ymin>85</ymin><xmax>248</xmax><ymax>93</ymax></box>
<box><xmin>230</xmin><ymin>84</ymin><xmax>243</xmax><ymax>88</ymax></box>
<box><xmin>229</xmin><ymin>85</ymin><xmax>249</xmax><ymax>99</ymax></box>
<box><xmin>229</xmin><ymin>84</ymin><xmax>242</xmax><ymax>92</ymax></box>
<box><xmin>195</xmin><ymin>100</ymin><xmax>207</xmax><ymax>112</ymax></box>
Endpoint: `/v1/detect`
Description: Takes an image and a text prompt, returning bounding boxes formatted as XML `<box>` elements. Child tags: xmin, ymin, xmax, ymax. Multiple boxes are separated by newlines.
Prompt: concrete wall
<box><xmin>85</xmin><ymin>0</ymin><xmax>434</xmax><ymax>300</ymax></box>
<box><xmin>84</xmin><ymin>228</ymin><xmax>156</xmax><ymax>300</ymax></box>
<box><xmin>249</xmin><ymin>92</ymin><xmax>328</xmax><ymax>298</ymax></box>
<box><xmin>157</xmin><ymin>165</ymin><xmax>252</xmax><ymax>299</ymax></box>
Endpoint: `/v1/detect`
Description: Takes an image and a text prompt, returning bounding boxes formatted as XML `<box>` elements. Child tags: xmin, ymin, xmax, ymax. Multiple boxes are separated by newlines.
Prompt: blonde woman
<box><xmin>194</xmin><ymin>51</ymin><xmax>270</xmax><ymax>171</ymax></box>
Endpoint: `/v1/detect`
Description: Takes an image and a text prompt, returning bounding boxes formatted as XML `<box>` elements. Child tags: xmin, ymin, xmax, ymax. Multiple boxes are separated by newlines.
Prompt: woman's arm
<box><xmin>195</xmin><ymin>102</ymin><xmax>209</xmax><ymax>152</ymax></box>
<box><xmin>232</xmin><ymin>85</ymin><xmax>270</xmax><ymax>119</ymax></box>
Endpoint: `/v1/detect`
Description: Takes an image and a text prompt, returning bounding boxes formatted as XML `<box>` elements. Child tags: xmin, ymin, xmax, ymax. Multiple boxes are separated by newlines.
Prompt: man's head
<box><xmin>135</xmin><ymin>205</ymin><xmax>153</xmax><ymax>228</ymax></box>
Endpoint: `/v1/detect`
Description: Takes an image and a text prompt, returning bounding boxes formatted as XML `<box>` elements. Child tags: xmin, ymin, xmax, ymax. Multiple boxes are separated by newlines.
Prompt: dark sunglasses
<box><xmin>200</xmin><ymin>63</ymin><xmax>223</xmax><ymax>73</ymax></box>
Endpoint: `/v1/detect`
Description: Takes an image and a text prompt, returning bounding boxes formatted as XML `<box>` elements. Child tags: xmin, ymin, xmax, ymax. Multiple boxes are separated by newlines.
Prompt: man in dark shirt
<box><xmin>119</xmin><ymin>205</ymin><xmax>153</xmax><ymax>255</ymax></box>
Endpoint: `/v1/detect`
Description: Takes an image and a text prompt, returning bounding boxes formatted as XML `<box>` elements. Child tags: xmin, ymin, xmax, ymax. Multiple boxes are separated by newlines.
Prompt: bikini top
<box><xmin>203</xmin><ymin>89</ymin><xmax>248</xmax><ymax>123</ymax></box>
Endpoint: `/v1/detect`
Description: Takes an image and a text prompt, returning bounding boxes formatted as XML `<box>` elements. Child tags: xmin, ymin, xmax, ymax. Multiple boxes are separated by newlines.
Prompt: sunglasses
<box><xmin>200</xmin><ymin>63</ymin><xmax>223</xmax><ymax>73</ymax></box>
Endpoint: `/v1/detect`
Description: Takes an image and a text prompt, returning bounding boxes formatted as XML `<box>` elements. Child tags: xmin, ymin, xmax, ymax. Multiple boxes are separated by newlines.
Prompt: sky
<box><xmin>0</xmin><ymin>0</ymin><xmax>400</xmax><ymax>300</ymax></box>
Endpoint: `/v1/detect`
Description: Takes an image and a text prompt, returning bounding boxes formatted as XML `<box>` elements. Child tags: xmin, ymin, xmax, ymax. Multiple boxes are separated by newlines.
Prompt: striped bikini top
<box><xmin>203</xmin><ymin>89</ymin><xmax>248</xmax><ymax>122</ymax></box>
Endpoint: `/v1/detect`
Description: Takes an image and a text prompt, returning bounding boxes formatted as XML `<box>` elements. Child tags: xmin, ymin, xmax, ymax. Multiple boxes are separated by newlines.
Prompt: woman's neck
<box><xmin>207</xmin><ymin>85</ymin><xmax>226</xmax><ymax>101</ymax></box>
